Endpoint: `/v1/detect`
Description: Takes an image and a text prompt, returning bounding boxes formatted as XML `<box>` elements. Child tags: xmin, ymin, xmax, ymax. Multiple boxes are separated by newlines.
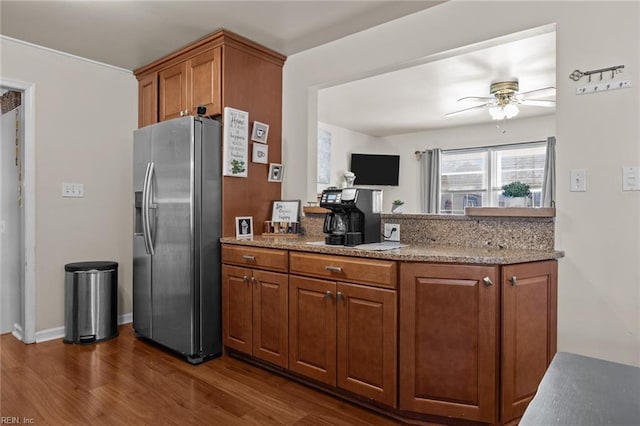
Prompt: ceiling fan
<box><xmin>446</xmin><ymin>80</ymin><xmax>556</xmax><ymax>120</ymax></box>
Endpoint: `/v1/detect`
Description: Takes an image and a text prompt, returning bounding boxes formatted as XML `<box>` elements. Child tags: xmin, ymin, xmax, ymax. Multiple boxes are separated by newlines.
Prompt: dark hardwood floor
<box><xmin>1</xmin><ymin>325</ymin><xmax>403</xmax><ymax>425</ymax></box>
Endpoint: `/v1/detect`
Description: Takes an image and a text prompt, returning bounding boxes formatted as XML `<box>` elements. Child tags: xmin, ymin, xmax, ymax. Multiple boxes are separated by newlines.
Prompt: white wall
<box><xmin>0</xmin><ymin>38</ymin><xmax>138</xmax><ymax>331</ymax></box>
<box><xmin>320</xmin><ymin>115</ymin><xmax>555</xmax><ymax>213</ymax></box>
<box><xmin>284</xmin><ymin>1</ymin><xmax>640</xmax><ymax>366</ymax></box>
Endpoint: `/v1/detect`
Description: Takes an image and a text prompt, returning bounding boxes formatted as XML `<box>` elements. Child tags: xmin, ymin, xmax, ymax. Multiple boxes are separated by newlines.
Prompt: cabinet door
<box><xmin>501</xmin><ymin>260</ymin><xmax>557</xmax><ymax>423</ymax></box>
<box><xmin>158</xmin><ymin>61</ymin><xmax>187</xmax><ymax>122</ymax></box>
<box><xmin>222</xmin><ymin>265</ymin><xmax>252</xmax><ymax>354</ymax></box>
<box><xmin>138</xmin><ymin>73</ymin><xmax>157</xmax><ymax>128</ymax></box>
<box><xmin>252</xmin><ymin>269</ymin><xmax>288</xmax><ymax>368</ymax></box>
<box><xmin>289</xmin><ymin>275</ymin><xmax>336</xmax><ymax>386</ymax></box>
<box><xmin>337</xmin><ymin>283</ymin><xmax>397</xmax><ymax>407</ymax></box>
<box><xmin>187</xmin><ymin>48</ymin><xmax>221</xmax><ymax>118</ymax></box>
<box><xmin>399</xmin><ymin>263</ymin><xmax>498</xmax><ymax>423</ymax></box>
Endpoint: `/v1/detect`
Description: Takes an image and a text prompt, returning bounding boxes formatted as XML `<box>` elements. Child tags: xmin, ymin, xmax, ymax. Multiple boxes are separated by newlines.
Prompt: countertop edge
<box><xmin>220</xmin><ymin>237</ymin><xmax>564</xmax><ymax>265</ymax></box>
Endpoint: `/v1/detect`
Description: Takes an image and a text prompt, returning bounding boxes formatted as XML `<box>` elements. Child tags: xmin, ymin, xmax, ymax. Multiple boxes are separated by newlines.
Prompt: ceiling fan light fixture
<box><xmin>489</xmin><ymin>103</ymin><xmax>519</xmax><ymax>120</ymax></box>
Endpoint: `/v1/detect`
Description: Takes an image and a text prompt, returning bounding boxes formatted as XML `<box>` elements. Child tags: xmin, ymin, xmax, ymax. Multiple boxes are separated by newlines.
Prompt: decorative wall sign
<box><xmin>251</xmin><ymin>121</ymin><xmax>269</xmax><ymax>143</ymax></box>
<box><xmin>223</xmin><ymin>107</ymin><xmax>249</xmax><ymax>177</ymax></box>
<box><xmin>268</xmin><ymin>163</ymin><xmax>284</xmax><ymax>182</ymax></box>
<box><xmin>235</xmin><ymin>216</ymin><xmax>253</xmax><ymax>239</ymax></box>
<box><xmin>271</xmin><ymin>200</ymin><xmax>301</xmax><ymax>223</ymax></box>
<box><xmin>252</xmin><ymin>143</ymin><xmax>268</xmax><ymax>164</ymax></box>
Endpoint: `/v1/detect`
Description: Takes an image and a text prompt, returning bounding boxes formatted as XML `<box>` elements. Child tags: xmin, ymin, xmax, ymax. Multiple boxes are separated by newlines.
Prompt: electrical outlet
<box><xmin>384</xmin><ymin>223</ymin><xmax>400</xmax><ymax>242</ymax></box>
<box><xmin>62</xmin><ymin>182</ymin><xmax>84</xmax><ymax>198</ymax></box>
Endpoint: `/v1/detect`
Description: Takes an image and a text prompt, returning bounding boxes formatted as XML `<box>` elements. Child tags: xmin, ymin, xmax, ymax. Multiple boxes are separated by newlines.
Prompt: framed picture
<box><xmin>235</xmin><ymin>216</ymin><xmax>253</xmax><ymax>239</ymax></box>
<box><xmin>268</xmin><ymin>163</ymin><xmax>284</xmax><ymax>182</ymax></box>
<box><xmin>252</xmin><ymin>143</ymin><xmax>268</xmax><ymax>164</ymax></box>
<box><xmin>251</xmin><ymin>121</ymin><xmax>269</xmax><ymax>144</ymax></box>
<box><xmin>271</xmin><ymin>200</ymin><xmax>301</xmax><ymax>223</ymax></box>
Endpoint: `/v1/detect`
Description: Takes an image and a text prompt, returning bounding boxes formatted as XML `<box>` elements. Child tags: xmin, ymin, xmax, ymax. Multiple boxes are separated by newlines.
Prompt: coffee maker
<box><xmin>320</xmin><ymin>188</ymin><xmax>381</xmax><ymax>246</ymax></box>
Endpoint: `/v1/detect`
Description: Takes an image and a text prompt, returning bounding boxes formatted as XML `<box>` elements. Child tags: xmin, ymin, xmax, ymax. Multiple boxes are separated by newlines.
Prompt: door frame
<box><xmin>1</xmin><ymin>78</ymin><xmax>36</xmax><ymax>344</ymax></box>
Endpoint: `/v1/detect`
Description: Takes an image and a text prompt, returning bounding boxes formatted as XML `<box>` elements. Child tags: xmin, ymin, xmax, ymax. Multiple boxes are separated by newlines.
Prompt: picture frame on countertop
<box><xmin>250</xmin><ymin>121</ymin><xmax>269</xmax><ymax>144</ymax></box>
<box><xmin>268</xmin><ymin>163</ymin><xmax>284</xmax><ymax>182</ymax></box>
<box><xmin>252</xmin><ymin>143</ymin><xmax>268</xmax><ymax>164</ymax></box>
<box><xmin>271</xmin><ymin>200</ymin><xmax>301</xmax><ymax>223</ymax></box>
<box><xmin>235</xmin><ymin>216</ymin><xmax>253</xmax><ymax>240</ymax></box>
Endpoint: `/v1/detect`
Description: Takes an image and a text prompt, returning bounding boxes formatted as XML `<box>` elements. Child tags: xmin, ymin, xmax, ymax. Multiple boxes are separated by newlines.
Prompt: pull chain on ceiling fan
<box><xmin>446</xmin><ymin>80</ymin><xmax>556</xmax><ymax>120</ymax></box>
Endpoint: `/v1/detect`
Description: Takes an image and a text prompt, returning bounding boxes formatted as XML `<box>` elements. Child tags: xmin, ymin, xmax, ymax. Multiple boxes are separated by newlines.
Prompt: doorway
<box><xmin>0</xmin><ymin>79</ymin><xmax>35</xmax><ymax>343</ymax></box>
<box><xmin>1</xmin><ymin>89</ymin><xmax>24</xmax><ymax>335</ymax></box>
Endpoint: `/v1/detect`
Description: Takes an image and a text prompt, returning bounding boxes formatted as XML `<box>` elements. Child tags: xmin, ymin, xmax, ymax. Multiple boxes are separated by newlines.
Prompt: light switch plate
<box><xmin>62</xmin><ymin>182</ymin><xmax>84</xmax><ymax>197</ymax></box>
<box><xmin>570</xmin><ymin>169</ymin><xmax>587</xmax><ymax>192</ymax></box>
<box><xmin>623</xmin><ymin>166</ymin><xmax>640</xmax><ymax>191</ymax></box>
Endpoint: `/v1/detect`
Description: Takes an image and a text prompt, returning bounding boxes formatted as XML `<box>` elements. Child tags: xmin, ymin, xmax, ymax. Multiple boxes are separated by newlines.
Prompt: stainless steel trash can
<box><xmin>63</xmin><ymin>261</ymin><xmax>118</xmax><ymax>344</ymax></box>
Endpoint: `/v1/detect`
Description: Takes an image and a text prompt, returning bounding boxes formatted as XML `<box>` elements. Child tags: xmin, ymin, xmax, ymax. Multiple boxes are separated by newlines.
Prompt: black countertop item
<box><xmin>520</xmin><ymin>352</ymin><xmax>640</xmax><ymax>426</ymax></box>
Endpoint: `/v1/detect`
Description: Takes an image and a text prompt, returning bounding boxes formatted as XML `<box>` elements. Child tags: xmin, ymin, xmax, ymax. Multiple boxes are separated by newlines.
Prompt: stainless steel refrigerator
<box><xmin>133</xmin><ymin>115</ymin><xmax>222</xmax><ymax>364</ymax></box>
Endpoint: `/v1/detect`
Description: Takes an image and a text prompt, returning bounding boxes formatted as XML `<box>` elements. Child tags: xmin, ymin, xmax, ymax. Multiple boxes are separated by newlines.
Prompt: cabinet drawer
<box><xmin>290</xmin><ymin>252</ymin><xmax>397</xmax><ymax>289</ymax></box>
<box><xmin>222</xmin><ymin>245</ymin><xmax>288</xmax><ymax>272</ymax></box>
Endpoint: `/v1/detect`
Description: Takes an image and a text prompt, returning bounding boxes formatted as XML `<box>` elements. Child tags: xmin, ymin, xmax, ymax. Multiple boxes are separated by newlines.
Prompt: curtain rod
<box><xmin>417</xmin><ymin>138</ymin><xmax>552</xmax><ymax>156</ymax></box>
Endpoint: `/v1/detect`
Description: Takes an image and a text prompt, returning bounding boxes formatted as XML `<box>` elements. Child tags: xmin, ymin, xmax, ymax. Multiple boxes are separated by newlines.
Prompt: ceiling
<box><xmin>1</xmin><ymin>1</ymin><xmax>555</xmax><ymax>136</ymax></box>
<box><xmin>318</xmin><ymin>28</ymin><xmax>556</xmax><ymax>136</ymax></box>
<box><xmin>0</xmin><ymin>1</ymin><xmax>443</xmax><ymax>70</ymax></box>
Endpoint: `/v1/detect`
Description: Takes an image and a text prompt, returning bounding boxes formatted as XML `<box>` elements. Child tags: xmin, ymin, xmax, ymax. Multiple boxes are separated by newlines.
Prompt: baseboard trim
<box><xmin>35</xmin><ymin>312</ymin><xmax>133</xmax><ymax>343</ymax></box>
<box><xmin>12</xmin><ymin>323</ymin><xmax>24</xmax><ymax>342</ymax></box>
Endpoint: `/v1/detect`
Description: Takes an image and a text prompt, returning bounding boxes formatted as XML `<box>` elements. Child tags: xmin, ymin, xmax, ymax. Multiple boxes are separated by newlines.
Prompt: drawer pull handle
<box><xmin>324</xmin><ymin>266</ymin><xmax>343</xmax><ymax>273</ymax></box>
<box><xmin>510</xmin><ymin>276</ymin><xmax>517</xmax><ymax>286</ymax></box>
<box><xmin>325</xmin><ymin>291</ymin><xmax>333</xmax><ymax>299</ymax></box>
<box><xmin>482</xmin><ymin>276</ymin><xmax>493</xmax><ymax>287</ymax></box>
<box><xmin>242</xmin><ymin>255</ymin><xmax>256</xmax><ymax>262</ymax></box>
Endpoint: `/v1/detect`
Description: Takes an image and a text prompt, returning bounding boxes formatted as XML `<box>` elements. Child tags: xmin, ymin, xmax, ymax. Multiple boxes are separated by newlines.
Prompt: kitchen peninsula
<box><xmin>221</xmin><ymin>212</ymin><xmax>563</xmax><ymax>425</ymax></box>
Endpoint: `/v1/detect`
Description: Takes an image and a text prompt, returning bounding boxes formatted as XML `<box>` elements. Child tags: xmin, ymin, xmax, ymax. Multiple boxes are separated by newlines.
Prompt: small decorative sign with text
<box><xmin>223</xmin><ymin>107</ymin><xmax>249</xmax><ymax>177</ymax></box>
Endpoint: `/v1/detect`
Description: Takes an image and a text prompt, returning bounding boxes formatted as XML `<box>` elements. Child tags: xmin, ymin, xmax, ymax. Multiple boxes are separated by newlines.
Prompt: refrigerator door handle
<box><xmin>142</xmin><ymin>162</ymin><xmax>155</xmax><ymax>256</ymax></box>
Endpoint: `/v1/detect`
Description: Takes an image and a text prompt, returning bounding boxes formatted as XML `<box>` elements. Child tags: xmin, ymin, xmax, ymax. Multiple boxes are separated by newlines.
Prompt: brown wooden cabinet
<box><xmin>400</xmin><ymin>260</ymin><xmax>558</xmax><ymax>425</ymax></box>
<box><xmin>158</xmin><ymin>48</ymin><xmax>222</xmax><ymax>122</ymax></box>
<box><xmin>399</xmin><ymin>263</ymin><xmax>499</xmax><ymax>423</ymax></box>
<box><xmin>289</xmin><ymin>252</ymin><xmax>397</xmax><ymax>407</ymax></box>
<box><xmin>221</xmin><ymin>246</ymin><xmax>289</xmax><ymax>368</ymax></box>
<box><xmin>501</xmin><ymin>260</ymin><xmax>557</xmax><ymax>423</ymax></box>
<box><xmin>135</xmin><ymin>30</ymin><xmax>286</xmax><ymax>237</ymax></box>
<box><xmin>138</xmin><ymin>73</ymin><xmax>157</xmax><ymax>128</ymax></box>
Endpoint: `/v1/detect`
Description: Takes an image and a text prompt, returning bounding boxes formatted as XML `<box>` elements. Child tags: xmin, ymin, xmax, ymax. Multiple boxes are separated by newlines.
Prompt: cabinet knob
<box><xmin>251</xmin><ymin>276</ymin><xmax>257</xmax><ymax>285</ymax></box>
<box><xmin>242</xmin><ymin>275</ymin><xmax>248</xmax><ymax>284</ymax></box>
<box><xmin>482</xmin><ymin>276</ymin><xmax>494</xmax><ymax>287</ymax></box>
<box><xmin>179</xmin><ymin>111</ymin><xmax>184</xmax><ymax>117</ymax></box>
<box><xmin>325</xmin><ymin>290</ymin><xmax>333</xmax><ymax>299</ymax></box>
<box><xmin>510</xmin><ymin>276</ymin><xmax>517</xmax><ymax>286</ymax></box>
<box><xmin>336</xmin><ymin>291</ymin><xmax>343</xmax><ymax>300</ymax></box>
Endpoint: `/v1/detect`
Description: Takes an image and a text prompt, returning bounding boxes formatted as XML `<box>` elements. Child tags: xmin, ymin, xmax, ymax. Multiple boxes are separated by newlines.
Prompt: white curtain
<box><xmin>541</xmin><ymin>136</ymin><xmax>556</xmax><ymax>208</ymax></box>
<box><xmin>421</xmin><ymin>148</ymin><xmax>440</xmax><ymax>213</ymax></box>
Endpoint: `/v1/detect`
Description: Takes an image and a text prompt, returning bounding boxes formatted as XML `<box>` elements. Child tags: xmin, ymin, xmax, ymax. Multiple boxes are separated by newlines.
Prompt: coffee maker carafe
<box><xmin>320</xmin><ymin>188</ymin><xmax>381</xmax><ymax>246</ymax></box>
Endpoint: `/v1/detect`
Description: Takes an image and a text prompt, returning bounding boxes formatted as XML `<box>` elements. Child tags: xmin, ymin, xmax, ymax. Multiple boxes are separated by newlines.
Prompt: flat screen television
<box><xmin>350</xmin><ymin>153</ymin><xmax>400</xmax><ymax>186</ymax></box>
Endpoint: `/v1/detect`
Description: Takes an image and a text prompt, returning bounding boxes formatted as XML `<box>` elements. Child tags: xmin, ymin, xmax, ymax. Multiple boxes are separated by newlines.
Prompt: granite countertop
<box><xmin>220</xmin><ymin>236</ymin><xmax>564</xmax><ymax>265</ymax></box>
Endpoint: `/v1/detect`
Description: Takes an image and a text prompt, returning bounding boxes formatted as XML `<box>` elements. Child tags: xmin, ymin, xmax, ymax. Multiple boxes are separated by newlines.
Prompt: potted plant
<box><xmin>501</xmin><ymin>181</ymin><xmax>531</xmax><ymax>207</ymax></box>
<box><xmin>391</xmin><ymin>200</ymin><xmax>405</xmax><ymax>213</ymax></box>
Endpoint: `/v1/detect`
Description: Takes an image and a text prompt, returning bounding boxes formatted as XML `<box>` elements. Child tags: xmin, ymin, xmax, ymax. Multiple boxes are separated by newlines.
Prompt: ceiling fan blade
<box><xmin>521</xmin><ymin>99</ymin><xmax>556</xmax><ymax>107</ymax></box>
<box><xmin>457</xmin><ymin>96</ymin><xmax>494</xmax><ymax>102</ymax></box>
<box><xmin>445</xmin><ymin>104</ymin><xmax>489</xmax><ymax>117</ymax></box>
<box><xmin>518</xmin><ymin>86</ymin><xmax>556</xmax><ymax>100</ymax></box>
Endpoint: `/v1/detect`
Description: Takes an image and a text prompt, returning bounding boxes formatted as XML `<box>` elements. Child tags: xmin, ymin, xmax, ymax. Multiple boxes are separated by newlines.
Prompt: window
<box><xmin>439</xmin><ymin>142</ymin><xmax>547</xmax><ymax>214</ymax></box>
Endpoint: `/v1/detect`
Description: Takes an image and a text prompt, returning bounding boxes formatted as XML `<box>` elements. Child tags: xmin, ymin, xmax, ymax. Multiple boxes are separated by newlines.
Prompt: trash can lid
<box><xmin>64</xmin><ymin>261</ymin><xmax>118</xmax><ymax>272</ymax></box>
